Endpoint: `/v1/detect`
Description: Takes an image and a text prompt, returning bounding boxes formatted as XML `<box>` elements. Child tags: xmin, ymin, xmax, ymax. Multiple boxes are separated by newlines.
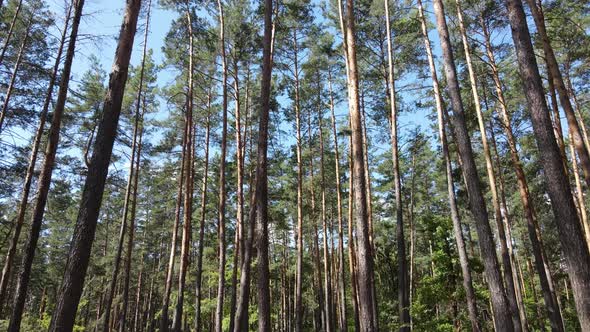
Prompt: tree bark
<box><xmin>343</xmin><ymin>0</ymin><xmax>376</xmax><ymax>329</ymax></box>
<box><xmin>255</xmin><ymin>0</ymin><xmax>273</xmax><ymax>328</ymax></box>
<box><xmin>7</xmin><ymin>0</ymin><xmax>84</xmax><ymax>329</ymax></box>
<box><xmin>318</xmin><ymin>81</ymin><xmax>334</xmax><ymax>332</ymax></box>
<box><xmin>454</xmin><ymin>2</ymin><xmax>523</xmax><ymax>329</ymax></box>
<box><xmin>160</xmin><ymin>110</ymin><xmax>188</xmax><ymax>332</ymax></box>
<box><xmin>481</xmin><ymin>16</ymin><xmax>565</xmax><ymax>331</ymax></box>
<box><xmin>524</xmin><ymin>0</ymin><xmax>590</xmax><ymax>188</ymax></box>
<box><xmin>416</xmin><ymin>1</ymin><xmax>479</xmax><ymax>329</ymax></box>
<box><xmin>194</xmin><ymin>91</ymin><xmax>211</xmax><ymax>332</ymax></box>
<box><xmin>228</xmin><ymin>56</ymin><xmax>243</xmax><ymax>332</ymax></box>
<box><xmin>383</xmin><ymin>0</ymin><xmax>409</xmax><ymax>329</ymax></box>
<box><xmin>48</xmin><ymin>1</ymin><xmax>141</xmax><ymax>330</ymax></box>
<box><xmin>431</xmin><ymin>0</ymin><xmax>514</xmax><ymax>329</ymax></box>
<box><xmin>328</xmin><ymin>68</ymin><xmax>347</xmax><ymax>332</ymax></box>
<box><xmin>293</xmin><ymin>27</ymin><xmax>305</xmax><ymax>332</ymax></box>
<box><xmin>215</xmin><ymin>0</ymin><xmax>229</xmax><ymax>330</ymax></box>
<box><xmin>172</xmin><ymin>9</ymin><xmax>195</xmax><ymax>332</ymax></box>
<box><xmin>503</xmin><ymin>0</ymin><xmax>590</xmax><ymax>328</ymax></box>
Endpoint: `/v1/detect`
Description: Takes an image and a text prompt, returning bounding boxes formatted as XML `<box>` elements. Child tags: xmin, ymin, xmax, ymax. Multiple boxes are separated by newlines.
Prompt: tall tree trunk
<box><xmin>318</xmin><ymin>83</ymin><xmax>334</xmax><ymax>332</ymax></box>
<box><xmin>161</xmin><ymin>111</ymin><xmax>188</xmax><ymax>332</ymax></box>
<box><xmin>481</xmin><ymin>16</ymin><xmax>564</xmax><ymax>331</ymax></box>
<box><xmin>255</xmin><ymin>0</ymin><xmax>273</xmax><ymax>328</ymax></box>
<box><xmin>455</xmin><ymin>3</ymin><xmax>523</xmax><ymax>329</ymax></box>
<box><xmin>431</xmin><ymin>0</ymin><xmax>514</xmax><ymax>329</ymax></box>
<box><xmin>172</xmin><ymin>9</ymin><xmax>195</xmax><ymax>332</ymax></box>
<box><xmin>119</xmin><ymin>5</ymin><xmax>150</xmax><ymax>329</ymax></box>
<box><xmin>309</xmin><ymin>109</ymin><xmax>325</xmax><ymax>332</ymax></box>
<box><xmin>328</xmin><ymin>68</ymin><xmax>347</xmax><ymax>332</ymax></box>
<box><xmin>228</xmin><ymin>57</ymin><xmax>243</xmax><ymax>332</ymax></box>
<box><xmin>0</xmin><ymin>14</ymin><xmax>31</xmax><ymax>132</ymax></box>
<box><xmin>194</xmin><ymin>92</ymin><xmax>211</xmax><ymax>332</ymax></box>
<box><xmin>0</xmin><ymin>1</ymin><xmax>71</xmax><ymax>309</ymax></box>
<box><xmin>215</xmin><ymin>0</ymin><xmax>229</xmax><ymax>330</ymax></box>
<box><xmin>0</xmin><ymin>0</ymin><xmax>23</xmax><ymax>68</ymax></box>
<box><xmin>104</xmin><ymin>5</ymin><xmax>150</xmax><ymax>330</ymax></box>
<box><xmin>524</xmin><ymin>0</ymin><xmax>590</xmax><ymax>188</ymax></box>
<box><xmin>48</xmin><ymin>1</ymin><xmax>141</xmax><ymax>330</ymax></box>
<box><xmin>343</xmin><ymin>0</ymin><xmax>376</xmax><ymax>329</ymax></box>
<box><xmin>348</xmin><ymin>140</ymin><xmax>361</xmax><ymax>331</ymax></box>
<box><xmin>503</xmin><ymin>0</ymin><xmax>590</xmax><ymax>328</ymax></box>
<box><xmin>293</xmin><ymin>27</ymin><xmax>305</xmax><ymax>332</ymax></box>
<box><xmin>383</xmin><ymin>0</ymin><xmax>408</xmax><ymax>329</ymax></box>
<box><xmin>6</xmin><ymin>0</ymin><xmax>84</xmax><ymax>329</ymax></box>
<box><xmin>570</xmin><ymin>134</ymin><xmax>589</xmax><ymax>248</ymax></box>
<box><xmin>416</xmin><ymin>1</ymin><xmax>479</xmax><ymax>329</ymax></box>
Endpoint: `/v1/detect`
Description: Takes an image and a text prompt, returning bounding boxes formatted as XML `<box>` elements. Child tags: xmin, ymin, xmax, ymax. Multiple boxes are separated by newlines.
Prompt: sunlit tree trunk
<box><xmin>343</xmin><ymin>0</ymin><xmax>377</xmax><ymax>329</ymax></box>
<box><xmin>524</xmin><ymin>0</ymin><xmax>590</xmax><ymax>188</ymax></box>
<box><xmin>7</xmin><ymin>0</ymin><xmax>85</xmax><ymax>329</ymax></box>
<box><xmin>194</xmin><ymin>92</ymin><xmax>211</xmax><ymax>332</ymax></box>
<box><xmin>171</xmin><ymin>9</ymin><xmax>195</xmax><ymax>332</ymax></box>
<box><xmin>480</xmin><ymin>16</ymin><xmax>565</xmax><ymax>331</ymax></box>
<box><xmin>255</xmin><ymin>0</ymin><xmax>273</xmax><ymax>328</ymax></box>
<box><xmin>416</xmin><ymin>2</ymin><xmax>479</xmax><ymax>329</ymax></box>
<box><xmin>48</xmin><ymin>1</ymin><xmax>141</xmax><ymax>330</ymax></box>
<box><xmin>161</xmin><ymin>110</ymin><xmax>188</xmax><ymax>332</ymax></box>
<box><xmin>454</xmin><ymin>3</ymin><xmax>523</xmax><ymax>329</ymax></box>
<box><xmin>503</xmin><ymin>0</ymin><xmax>590</xmax><ymax>328</ymax></box>
<box><xmin>215</xmin><ymin>0</ymin><xmax>229</xmax><ymax>330</ymax></box>
<box><xmin>431</xmin><ymin>0</ymin><xmax>514</xmax><ymax>329</ymax></box>
<box><xmin>293</xmin><ymin>27</ymin><xmax>305</xmax><ymax>332</ymax></box>
<box><xmin>328</xmin><ymin>68</ymin><xmax>347</xmax><ymax>332</ymax></box>
<box><xmin>318</xmin><ymin>80</ymin><xmax>334</xmax><ymax>332</ymax></box>
<box><xmin>383</xmin><ymin>0</ymin><xmax>408</xmax><ymax>329</ymax></box>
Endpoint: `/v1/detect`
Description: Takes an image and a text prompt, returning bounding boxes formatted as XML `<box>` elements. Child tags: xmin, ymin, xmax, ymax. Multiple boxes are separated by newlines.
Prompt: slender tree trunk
<box><xmin>343</xmin><ymin>0</ymin><xmax>376</xmax><ymax>329</ymax></box>
<box><xmin>383</xmin><ymin>0</ymin><xmax>408</xmax><ymax>329</ymax></box>
<box><xmin>431</xmin><ymin>0</ymin><xmax>514</xmax><ymax>329</ymax></box>
<box><xmin>161</xmin><ymin>113</ymin><xmax>188</xmax><ymax>332</ymax></box>
<box><xmin>48</xmin><ymin>1</ymin><xmax>141</xmax><ymax>330</ymax></box>
<box><xmin>328</xmin><ymin>68</ymin><xmax>347</xmax><ymax>332</ymax></box>
<box><xmin>228</xmin><ymin>57</ymin><xmax>243</xmax><ymax>332</ymax></box>
<box><xmin>481</xmin><ymin>16</ymin><xmax>564</xmax><ymax>331</ymax></box>
<box><xmin>120</xmin><ymin>5</ymin><xmax>150</xmax><ymax>329</ymax></box>
<box><xmin>454</xmin><ymin>3</ymin><xmax>523</xmax><ymax>329</ymax></box>
<box><xmin>172</xmin><ymin>10</ymin><xmax>195</xmax><ymax>332</ymax></box>
<box><xmin>524</xmin><ymin>0</ymin><xmax>590</xmax><ymax>189</ymax></box>
<box><xmin>318</xmin><ymin>83</ymin><xmax>334</xmax><ymax>332</ymax></box>
<box><xmin>104</xmin><ymin>6</ymin><xmax>150</xmax><ymax>331</ymax></box>
<box><xmin>7</xmin><ymin>0</ymin><xmax>84</xmax><ymax>329</ymax></box>
<box><xmin>0</xmin><ymin>15</ymin><xmax>32</xmax><ymax>132</ymax></box>
<box><xmin>408</xmin><ymin>153</ymin><xmax>415</xmax><ymax>332</ymax></box>
<box><xmin>255</xmin><ymin>0</ymin><xmax>273</xmax><ymax>328</ymax></box>
<box><xmin>416</xmin><ymin>1</ymin><xmax>479</xmax><ymax>329</ymax></box>
<box><xmin>0</xmin><ymin>1</ymin><xmax>71</xmax><ymax>309</ymax></box>
<box><xmin>215</xmin><ymin>0</ymin><xmax>229</xmax><ymax>330</ymax></box>
<box><xmin>503</xmin><ymin>0</ymin><xmax>590</xmax><ymax>328</ymax></box>
<box><xmin>348</xmin><ymin>133</ymin><xmax>361</xmax><ymax>332</ymax></box>
<box><xmin>0</xmin><ymin>0</ymin><xmax>23</xmax><ymax>68</ymax></box>
<box><xmin>570</xmin><ymin>134</ymin><xmax>589</xmax><ymax>246</ymax></box>
<box><xmin>309</xmin><ymin>110</ymin><xmax>325</xmax><ymax>331</ymax></box>
<box><xmin>195</xmin><ymin>93</ymin><xmax>211</xmax><ymax>332</ymax></box>
<box><xmin>293</xmin><ymin>27</ymin><xmax>305</xmax><ymax>332</ymax></box>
